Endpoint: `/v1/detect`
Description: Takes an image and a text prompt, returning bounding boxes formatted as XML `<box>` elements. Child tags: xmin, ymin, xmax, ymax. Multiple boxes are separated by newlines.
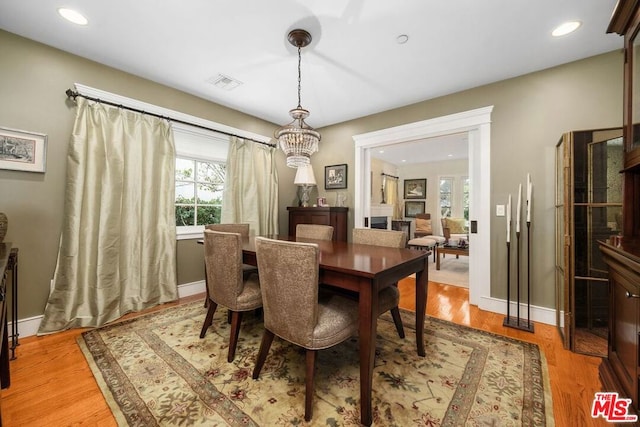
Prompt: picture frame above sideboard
<box><xmin>325</xmin><ymin>164</ymin><xmax>347</xmax><ymax>189</ymax></box>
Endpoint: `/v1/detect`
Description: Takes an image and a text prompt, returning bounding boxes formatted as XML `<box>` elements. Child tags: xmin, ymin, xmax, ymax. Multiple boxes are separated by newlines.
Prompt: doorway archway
<box><xmin>353</xmin><ymin>106</ymin><xmax>493</xmax><ymax>306</ymax></box>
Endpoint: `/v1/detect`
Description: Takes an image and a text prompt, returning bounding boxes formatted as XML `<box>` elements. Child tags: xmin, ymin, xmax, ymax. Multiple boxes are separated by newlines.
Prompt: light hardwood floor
<box><xmin>1</xmin><ymin>280</ymin><xmax>608</xmax><ymax>426</ymax></box>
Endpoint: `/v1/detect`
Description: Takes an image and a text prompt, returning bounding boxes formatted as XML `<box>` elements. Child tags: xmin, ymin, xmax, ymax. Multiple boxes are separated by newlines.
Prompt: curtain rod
<box><xmin>65</xmin><ymin>89</ymin><xmax>276</xmax><ymax>148</ymax></box>
<box><xmin>381</xmin><ymin>172</ymin><xmax>399</xmax><ymax>179</ymax></box>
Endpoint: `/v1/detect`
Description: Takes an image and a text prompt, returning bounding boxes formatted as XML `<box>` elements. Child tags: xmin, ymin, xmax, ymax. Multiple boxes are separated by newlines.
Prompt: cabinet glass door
<box><xmin>555</xmin><ymin>136</ymin><xmax>569</xmax><ymax>348</ymax></box>
<box><xmin>631</xmin><ymin>33</ymin><xmax>640</xmax><ymax>152</ymax></box>
<box><xmin>556</xmin><ymin>129</ymin><xmax>623</xmax><ymax>356</ymax></box>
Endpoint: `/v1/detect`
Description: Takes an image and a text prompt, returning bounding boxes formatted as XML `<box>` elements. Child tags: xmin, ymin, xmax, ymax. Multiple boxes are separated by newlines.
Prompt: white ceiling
<box><xmin>0</xmin><ymin>1</ymin><xmax>622</xmax><ymax>165</ymax></box>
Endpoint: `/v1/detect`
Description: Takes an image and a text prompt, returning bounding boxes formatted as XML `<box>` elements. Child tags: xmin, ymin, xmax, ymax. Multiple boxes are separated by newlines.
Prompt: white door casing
<box><xmin>353</xmin><ymin>106</ymin><xmax>493</xmax><ymax>306</ymax></box>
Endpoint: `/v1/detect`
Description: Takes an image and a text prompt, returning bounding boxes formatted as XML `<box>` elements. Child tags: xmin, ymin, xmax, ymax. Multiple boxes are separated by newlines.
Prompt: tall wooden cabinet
<box><xmin>287</xmin><ymin>207</ymin><xmax>349</xmax><ymax>242</ymax></box>
<box><xmin>598</xmin><ymin>0</ymin><xmax>640</xmax><ymax>414</ymax></box>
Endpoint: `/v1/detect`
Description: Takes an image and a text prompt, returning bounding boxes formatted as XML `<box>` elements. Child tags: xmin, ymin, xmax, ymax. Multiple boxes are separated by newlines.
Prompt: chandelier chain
<box><xmin>297</xmin><ymin>46</ymin><xmax>302</xmax><ymax>108</ymax></box>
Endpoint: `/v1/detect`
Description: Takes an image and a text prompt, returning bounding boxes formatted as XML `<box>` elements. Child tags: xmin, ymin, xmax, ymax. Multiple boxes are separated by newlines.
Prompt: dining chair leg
<box><xmin>228</xmin><ymin>311</ymin><xmax>244</xmax><ymax>362</ymax></box>
<box><xmin>390</xmin><ymin>307</ymin><xmax>405</xmax><ymax>339</ymax></box>
<box><xmin>199</xmin><ymin>300</ymin><xmax>218</xmax><ymax>338</ymax></box>
<box><xmin>305</xmin><ymin>349</ymin><xmax>317</xmax><ymax>422</ymax></box>
<box><xmin>203</xmin><ymin>262</ymin><xmax>210</xmax><ymax>308</ymax></box>
<box><xmin>252</xmin><ymin>329</ymin><xmax>276</xmax><ymax>379</ymax></box>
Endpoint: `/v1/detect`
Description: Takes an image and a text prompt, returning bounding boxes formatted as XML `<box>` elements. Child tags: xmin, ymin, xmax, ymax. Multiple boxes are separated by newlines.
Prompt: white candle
<box><xmin>506</xmin><ymin>194</ymin><xmax>511</xmax><ymax>243</ymax></box>
<box><xmin>526</xmin><ymin>174</ymin><xmax>532</xmax><ymax>223</ymax></box>
<box><xmin>516</xmin><ymin>184</ymin><xmax>522</xmax><ymax>233</ymax></box>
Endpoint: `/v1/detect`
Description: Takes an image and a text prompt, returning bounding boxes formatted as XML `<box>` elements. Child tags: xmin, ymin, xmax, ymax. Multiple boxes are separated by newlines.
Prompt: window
<box><xmin>172</xmin><ymin>123</ymin><xmax>230</xmax><ymax>237</ymax></box>
<box><xmin>439</xmin><ymin>177</ymin><xmax>453</xmax><ymax>218</ymax></box>
<box><xmin>462</xmin><ymin>176</ymin><xmax>470</xmax><ymax>221</ymax></box>
<box><xmin>175</xmin><ymin>158</ymin><xmax>225</xmax><ymax>227</ymax></box>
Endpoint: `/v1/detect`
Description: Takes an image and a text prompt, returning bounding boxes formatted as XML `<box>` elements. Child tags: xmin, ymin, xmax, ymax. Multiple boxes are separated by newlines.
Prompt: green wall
<box><xmin>0</xmin><ymin>28</ymin><xmax>623</xmax><ymax>324</ymax></box>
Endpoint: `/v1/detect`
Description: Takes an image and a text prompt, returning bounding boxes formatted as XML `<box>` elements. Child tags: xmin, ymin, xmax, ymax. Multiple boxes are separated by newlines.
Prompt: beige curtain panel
<box><xmin>221</xmin><ymin>137</ymin><xmax>279</xmax><ymax>236</ymax></box>
<box><xmin>385</xmin><ymin>176</ymin><xmax>402</xmax><ymax>220</ymax></box>
<box><xmin>38</xmin><ymin>98</ymin><xmax>178</xmax><ymax>334</ymax></box>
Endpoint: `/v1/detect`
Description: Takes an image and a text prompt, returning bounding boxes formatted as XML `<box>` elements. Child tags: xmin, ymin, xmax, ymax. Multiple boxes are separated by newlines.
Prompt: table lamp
<box><xmin>294</xmin><ymin>164</ymin><xmax>317</xmax><ymax>207</ymax></box>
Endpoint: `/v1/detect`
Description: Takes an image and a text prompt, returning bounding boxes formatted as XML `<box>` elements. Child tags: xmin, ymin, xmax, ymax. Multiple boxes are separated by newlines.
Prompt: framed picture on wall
<box><xmin>404</xmin><ymin>201</ymin><xmax>425</xmax><ymax>218</ymax></box>
<box><xmin>0</xmin><ymin>126</ymin><xmax>47</xmax><ymax>173</ymax></box>
<box><xmin>325</xmin><ymin>164</ymin><xmax>347</xmax><ymax>189</ymax></box>
<box><xmin>404</xmin><ymin>178</ymin><xmax>426</xmax><ymax>199</ymax></box>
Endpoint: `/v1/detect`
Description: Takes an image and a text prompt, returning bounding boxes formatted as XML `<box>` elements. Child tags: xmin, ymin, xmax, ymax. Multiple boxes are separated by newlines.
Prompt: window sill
<box><xmin>177</xmin><ymin>226</ymin><xmax>204</xmax><ymax>240</ymax></box>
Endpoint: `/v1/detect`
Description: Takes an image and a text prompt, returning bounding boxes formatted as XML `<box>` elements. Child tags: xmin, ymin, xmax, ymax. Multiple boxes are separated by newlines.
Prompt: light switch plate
<box><xmin>496</xmin><ymin>204</ymin><xmax>505</xmax><ymax>216</ymax></box>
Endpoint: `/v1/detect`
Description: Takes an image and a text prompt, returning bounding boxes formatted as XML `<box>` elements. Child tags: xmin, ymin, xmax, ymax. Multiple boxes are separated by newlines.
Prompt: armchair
<box><xmin>441</xmin><ymin>217</ymin><xmax>468</xmax><ymax>243</ymax></box>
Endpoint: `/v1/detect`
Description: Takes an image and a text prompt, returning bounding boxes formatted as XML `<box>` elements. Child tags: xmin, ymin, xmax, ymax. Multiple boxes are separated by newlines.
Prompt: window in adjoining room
<box><xmin>439</xmin><ymin>177</ymin><xmax>453</xmax><ymax>218</ymax></box>
<box><xmin>462</xmin><ymin>176</ymin><xmax>470</xmax><ymax>222</ymax></box>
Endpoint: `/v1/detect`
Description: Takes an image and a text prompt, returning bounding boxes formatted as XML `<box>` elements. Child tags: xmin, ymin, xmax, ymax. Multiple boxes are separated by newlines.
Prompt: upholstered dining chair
<box><xmin>200</xmin><ymin>229</ymin><xmax>262</xmax><ymax>362</ymax></box>
<box><xmin>296</xmin><ymin>224</ymin><xmax>334</xmax><ymax>241</ymax></box>
<box><xmin>205</xmin><ymin>223</ymin><xmax>258</xmax><ymax>276</ymax></box>
<box><xmin>252</xmin><ymin>237</ymin><xmax>359</xmax><ymax>422</ymax></box>
<box><xmin>352</xmin><ymin>228</ymin><xmax>407</xmax><ymax>339</ymax></box>
<box><xmin>202</xmin><ymin>223</ymin><xmax>258</xmax><ymax>309</ymax></box>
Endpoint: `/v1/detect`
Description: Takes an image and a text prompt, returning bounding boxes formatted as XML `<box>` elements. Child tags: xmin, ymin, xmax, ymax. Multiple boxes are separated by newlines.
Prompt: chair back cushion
<box><xmin>204</xmin><ymin>230</ymin><xmax>244</xmax><ymax>308</ymax></box>
<box><xmin>296</xmin><ymin>224</ymin><xmax>334</xmax><ymax>241</ymax></box>
<box><xmin>444</xmin><ymin>217</ymin><xmax>467</xmax><ymax>234</ymax></box>
<box><xmin>415</xmin><ymin>218</ymin><xmax>432</xmax><ymax>234</ymax></box>
<box><xmin>255</xmin><ymin>237</ymin><xmax>320</xmax><ymax>347</ymax></box>
<box><xmin>205</xmin><ymin>223</ymin><xmax>250</xmax><ymax>237</ymax></box>
<box><xmin>352</xmin><ymin>228</ymin><xmax>406</xmax><ymax>248</ymax></box>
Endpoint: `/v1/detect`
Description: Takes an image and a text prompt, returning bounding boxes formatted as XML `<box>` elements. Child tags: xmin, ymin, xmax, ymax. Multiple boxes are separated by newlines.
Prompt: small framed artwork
<box><xmin>404</xmin><ymin>178</ymin><xmax>426</xmax><ymax>199</ymax></box>
<box><xmin>404</xmin><ymin>201</ymin><xmax>425</xmax><ymax>218</ymax></box>
<box><xmin>325</xmin><ymin>164</ymin><xmax>347</xmax><ymax>190</ymax></box>
<box><xmin>0</xmin><ymin>126</ymin><xmax>47</xmax><ymax>173</ymax></box>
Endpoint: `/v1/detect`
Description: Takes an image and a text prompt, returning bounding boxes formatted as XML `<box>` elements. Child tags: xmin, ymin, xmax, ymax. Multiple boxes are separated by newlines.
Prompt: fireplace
<box><xmin>370</xmin><ymin>216</ymin><xmax>388</xmax><ymax>230</ymax></box>
<box><xmin>369</xmin><ymin>204</ymin><xmax>394</xmax><ymax>230</ymax></box>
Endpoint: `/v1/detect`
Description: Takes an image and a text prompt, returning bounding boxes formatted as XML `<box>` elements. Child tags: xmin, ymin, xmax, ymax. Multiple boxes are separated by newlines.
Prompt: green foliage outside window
<box><xmin>175</xmin><ymin>158</ymin><xmax>225</xmax><ymax>227</ymax></box>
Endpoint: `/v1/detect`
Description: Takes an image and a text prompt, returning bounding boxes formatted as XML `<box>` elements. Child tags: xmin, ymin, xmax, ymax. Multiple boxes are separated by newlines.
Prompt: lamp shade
<box><xmin>294</xmin><ymin>164</ymin><xmax>317</xmax><ymax>186</ymax></box>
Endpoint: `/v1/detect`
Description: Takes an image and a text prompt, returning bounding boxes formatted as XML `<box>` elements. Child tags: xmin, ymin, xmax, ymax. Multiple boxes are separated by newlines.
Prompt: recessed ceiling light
<box><xmin>552</xmin><ymin>21</ymin><xmax>581</xmax><ymax>37</ymax></box>
<box><xmin>401</xmin><ymin>159</ymin><xmax>407</xmax><ymax>163</ymax></box>
<box><xmin>448</xmin><ymin>154</ymin><xmax>453</xmax><ymax>157</ymax></box>
<box><xmin>58</xmin><ymin>8</ymin><xmax>88</xmax><ymax>26</ymax></box>
<box><xmin>378</xmin><ymin>150</ymin><xmax>385</xmax><ymax>154</ymax></box>
<box><xmin>396</xmin><ymin>34</ymin><xmax>409</xmax><ymax>44</ymax></box>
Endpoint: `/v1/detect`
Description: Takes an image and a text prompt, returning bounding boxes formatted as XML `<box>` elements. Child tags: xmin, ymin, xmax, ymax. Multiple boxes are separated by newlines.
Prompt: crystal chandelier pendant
<box><xmin>275</xmin><ymin>107</ymin><xmax>320</xmax><ymax>168</ymax></box>
<box><xmin>275</xmin><ymin>29</ymin><xmax>321</xmax><ymax>168</ymax></box>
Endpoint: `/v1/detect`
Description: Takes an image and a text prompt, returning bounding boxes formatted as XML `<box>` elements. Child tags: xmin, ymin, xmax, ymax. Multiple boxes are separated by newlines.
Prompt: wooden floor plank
<box><xmin>1</xmin><ymin>283</ymin><xmax>607</xmax><ymax>426</ymax></box>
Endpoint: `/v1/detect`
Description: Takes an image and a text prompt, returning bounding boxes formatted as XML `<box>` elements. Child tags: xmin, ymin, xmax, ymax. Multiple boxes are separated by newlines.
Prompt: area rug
<box><xmin>429</xmin><ymin>256</ymin><xmax>469</xmax><ymax>288</ymax></box>
<box><xmin>78</xmin><ymin>301</ymin><xmax>554</xmax><ymax>426</ymax></box>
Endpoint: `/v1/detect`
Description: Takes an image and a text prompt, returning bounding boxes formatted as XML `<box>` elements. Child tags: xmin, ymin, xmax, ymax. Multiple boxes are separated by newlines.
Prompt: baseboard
<box><xmin>10</xmin><ymin>314</ymin><xmax>42</xmax><ymax>339</ymax></box>
<box><xmin>478</xmin><ymin>295</ymin><xmax>556</xmax><ymax>326</ymax></box>
<box><xmin>177</xmin><ymin>280</ymin><xmax>206</xmax><ymax>299</ymax></box>
<box><xmin>12</xmin><ymin>280</ymin><xmax>207</xmax><ymax>339</ymax></box>
<box><xmin>13</xmin><ymin>283</ymin><xmax>554</xmax><ymax>339</ymax></box>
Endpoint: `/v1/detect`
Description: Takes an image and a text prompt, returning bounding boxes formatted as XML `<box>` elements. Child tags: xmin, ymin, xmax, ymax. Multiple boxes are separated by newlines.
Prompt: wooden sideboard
<box><xmin>287</xmin><ymin>207</ymin><xmax>348</xmax><ymax>242</ymax></box>
<box><xmin>599</xmin><ymin>239</ymin><xmax>640</xmax><ymax>412</ymax></box>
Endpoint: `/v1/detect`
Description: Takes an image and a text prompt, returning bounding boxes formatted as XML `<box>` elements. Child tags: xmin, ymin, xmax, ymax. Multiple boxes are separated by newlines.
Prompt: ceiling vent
<box><xmin>206</xmin><ymin>73</ymin><xmax>243</xmax><ymax>91</ymax></box>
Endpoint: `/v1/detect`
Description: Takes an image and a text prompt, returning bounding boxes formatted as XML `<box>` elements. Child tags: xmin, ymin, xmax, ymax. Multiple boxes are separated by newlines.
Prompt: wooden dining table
<box><xmin>239</xmin><ymin>235</ymin><xmax>429</xmax><ymax>426</ymax></box>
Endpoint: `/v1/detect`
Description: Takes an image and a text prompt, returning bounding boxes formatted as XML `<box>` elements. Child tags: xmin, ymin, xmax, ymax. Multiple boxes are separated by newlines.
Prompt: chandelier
<box><xmin>275</xmin><ymin>29</ymin><xmax>321</xmax><ymax>168</ymax></box>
